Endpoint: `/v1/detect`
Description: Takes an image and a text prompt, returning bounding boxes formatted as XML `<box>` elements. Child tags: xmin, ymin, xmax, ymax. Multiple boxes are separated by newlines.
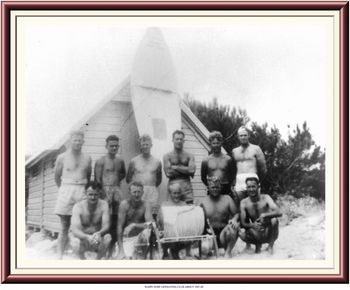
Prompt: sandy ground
<box><xmin>232</xmin><ymin>211</ymin><xmax>325</xmax><ymax>259</ymax></box>
<box><xmin>25</xmin><ymin>209</ymin><xmax>325</xmax><ymax>260</ymax></box>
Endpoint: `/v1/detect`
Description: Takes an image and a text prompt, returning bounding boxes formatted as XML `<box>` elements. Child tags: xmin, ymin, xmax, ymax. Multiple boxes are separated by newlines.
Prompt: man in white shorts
<box><xmin>231</xmin><ymin>126</ymin><xmax>267</xmax><ymax>206</ymax></box>
<box><xmin>54</xmin><ymin>130</ymin><xmax>92</xmax><ymax>259</ymax></box>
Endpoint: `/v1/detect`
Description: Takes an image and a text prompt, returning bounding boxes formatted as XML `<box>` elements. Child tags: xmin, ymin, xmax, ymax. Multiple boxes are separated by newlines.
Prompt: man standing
<box><xmin>54</xmin><ymin>130</ymin><xmax>92</xmax><ymax>259</ymax></box>
<box><xmin>239</xmin><ymin>177</ymin><xmax>282</xmax><ymax>254</ymax></box>
<box><xmin>116</xmin><ymin>181</ymin><xmax>152</xmax><ymax>259</ymax></box>
<box><xmin>232</xmin><ymin>126</ymin><xmax>267</xmax><ymax>204</ymax></box>
<box><xmin>71</xmin><ymin>182</ymin><xmax>111</xmax><ymax>260</ymax></box>
<box><xmin>163</xmin><ymin>130</ymin><xmax>196</xmax><ymax>204</ymax></box>
<box><xmin>200</xmin><ymin>177</ymin><xmax>240</xmax><ymax>258</ymax></box>
<box><xmin>201</xmin><ymin>131</ymin><xmax>234</xmax><ymax>196</ymax></box>
<box><xmin>94</xmin><ymin>134</ymin><xmax>126</xmax><ymax>257</ymax></box>
<box><xmin>126</xmin><ymin>134</ymin><xmax>162</xmax><ymax>212</ymax></box>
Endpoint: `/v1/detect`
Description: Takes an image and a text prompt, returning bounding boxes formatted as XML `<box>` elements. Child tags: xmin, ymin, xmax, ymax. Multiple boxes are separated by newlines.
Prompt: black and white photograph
<box><xmin>22</xmin><ymin>13</ymin><xmax>332</xmax><ymax>265</ymax></box>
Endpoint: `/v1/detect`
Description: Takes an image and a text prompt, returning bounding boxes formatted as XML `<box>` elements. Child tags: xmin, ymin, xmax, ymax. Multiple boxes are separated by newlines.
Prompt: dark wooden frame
<box><xmin>1</xmin><ymin>1</ymin><xmax>348</xmax><ymax>283</ymax></box>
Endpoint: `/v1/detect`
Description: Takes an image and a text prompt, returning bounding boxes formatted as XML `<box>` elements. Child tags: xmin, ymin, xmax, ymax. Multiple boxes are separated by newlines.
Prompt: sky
<box><xmin>23</xmin><ymin>17</ymin><xmax>331</xmax><ymax>156</ymax></box>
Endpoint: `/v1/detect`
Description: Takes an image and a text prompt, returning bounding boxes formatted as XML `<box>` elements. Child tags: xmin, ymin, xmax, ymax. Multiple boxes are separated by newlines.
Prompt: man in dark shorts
<box><xmin>201</xmin><ymin>131</ymin><xmax>234</xmax><ymax>197</ymax></box>
<box><xmin>163</xmin><ymin>130</ymin><xmax>196</xmax><ymax>204</ymax></box>
<box><xmin>239</xmin><ymin>177</ymin><xmax>282</xmax><ymax>254</ymax></box>
<box><xmin>71</xmin><ymin>182</ymin><xmax>111</xmax><ymax>259</ymax></box>
<box><xmin>116</xmin><ymin>181</ymin><xmax>152</xmax><ymax>259</ymax></box>
<box><xmin>94</xmin><ymin>134</ymin><xmax>126</xmax><ymax>257</ymax></box>
<box><xmin>200</xmin><ymin>177</ymin><xmax>240</xmax><ymax>258</ymax></box>
<box><xmin>126</xmin><ymin>134</ymin><xmax>162</xmax><ymax>218</ymax></box>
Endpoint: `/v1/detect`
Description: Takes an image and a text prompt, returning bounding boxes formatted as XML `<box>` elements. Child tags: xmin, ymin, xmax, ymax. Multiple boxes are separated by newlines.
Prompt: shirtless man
<box><xmin>94</xmin><ymin>135</ymin><xmax>126</xmax><ymax>256</ymax></box>
<box><xmin>126</xmin><ymin>134</ymin><xmax>162</xmax><ymax>214</ymax></box>
<box><xmin>201</xmin><ymin>131</ymin><xmax>234</xmax><ymax>196</ymax></box>
<box><xmin>71</xmin><ymin>182</ymin><xmax>111</xmax><ymax>259</ymax></box>
<box><xmin>239</xmin><ymin>177</ymin><xmax>282</xmax><ymax>254</ymax></box>
<box><xmin>116</xmin><ymin>181</ymin><xmax>152</xmax><ymax>259</ymax></box>
<box><xmin>54</xmin><ymin>130</ymin><xmax>92</xmax><ymax>259</ymax></box>
<box><xmin>163</xmin><ymin>130</ymin><xmax>196</xmax><ymax>204</ymax></box>
<box><xmin>232</xmin><ymin>126</ymin><xmax>267</xmax><ymax>204</ymax></box>
<box><xmin>200</xmin><ymin>177</ymin><xmax>240</xmax><ymax>258</ymax></box>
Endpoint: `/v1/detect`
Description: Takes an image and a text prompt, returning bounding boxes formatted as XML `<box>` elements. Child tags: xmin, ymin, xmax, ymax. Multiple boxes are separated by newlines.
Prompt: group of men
<box><xmin>54</xmin><ymin>126</ymin><xmax>281</xmax><ymax>259</ymax></box>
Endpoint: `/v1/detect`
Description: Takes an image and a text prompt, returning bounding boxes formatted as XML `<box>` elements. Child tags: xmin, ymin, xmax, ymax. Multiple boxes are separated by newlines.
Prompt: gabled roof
<box><xmin>26</xmin><ymin>76</ymin><xmax>130</xmax><ymax>168</ymax></box>
<box><xmin>26</xmin><ymin>77</ymin><xmax>215</xmax><ymax>168</ymax></box>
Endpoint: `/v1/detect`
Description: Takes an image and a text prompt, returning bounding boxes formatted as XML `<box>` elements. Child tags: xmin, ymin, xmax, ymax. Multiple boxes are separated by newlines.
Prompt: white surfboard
<box><xmin>130</xmin><ymin>27</ymin><xmax>181</xmax><ymax>161</ymax></box>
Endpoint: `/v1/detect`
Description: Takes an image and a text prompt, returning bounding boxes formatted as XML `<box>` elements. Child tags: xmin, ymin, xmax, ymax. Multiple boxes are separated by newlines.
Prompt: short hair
<box><xmin>208</xmin><ymin>131</ymin><xmax>223</xmax><ymax>143</ymax></box>
<box><xmin>70</xmin><ymin>130</ymin><xmax>84</xmax><ymax>139</ymax></box>
<box><xmin>168</xmin><ymin>181</ymin><xmax>181</xmax><ymax>193</ymax></box>
<box><xmin>85</xmin><ymin>181</ymin><xmax>102</xmax><ymax>191</ymax></box>
<box><xmin>238</xmin><ymin>126</ymin><xmax>249</xmax><ymax>135</ymax></box>
<box><xmin>245</xmin><ymin>177</ymin><xmax>260</xmax><ymax>185</ymax></box>
<box><xmin>139</xmin><ymin>134</ymin><xmax>152</xmax><ymax>144</ymax></box>
<box><xmin>172</xmin><ymin>130</ymin><xmax>185</xmax><ymax>139</ymax></box>
<box><xmin>129</xmin><ymin>181</ymin><xmax>144</xmax><ymax>191</ymax></box>
<box><xmin>106</xmin><ymin>135</ymin><xmax>119</xmax><ymax>144</ymax></box>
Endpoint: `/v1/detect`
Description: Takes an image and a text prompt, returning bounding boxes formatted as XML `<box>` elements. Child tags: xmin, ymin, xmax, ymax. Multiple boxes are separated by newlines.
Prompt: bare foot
<box><xmin>116</xmin><ymin>252</ymin><xmax>126</xmax><ymax>260</ymax></box>
<box><xmin>266</xmin><ymin>245</ymin><xmax>274</xmax><ymax>254</ymax></box>
<box><xmin>224</xmin><ymin>251</ymin><xmax>232</xmax><ymax>259</ymax></box>
<box><xmin>243</xmin><ymin>243</ymin><xmax>254</xmax><ymax>253</ymax></box>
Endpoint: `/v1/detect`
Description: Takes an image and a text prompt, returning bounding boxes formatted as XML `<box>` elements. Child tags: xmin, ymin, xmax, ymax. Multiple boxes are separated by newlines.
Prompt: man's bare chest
<box><xmin>64</xmin><ymin>156</ymin><xmax>89</xmax><ymax>172</ymax></box>
<box><xmin>81</xmin><ymin>210</ymin><xmax>101</xmax><ymax>227</ymax></box>
<box><xmin>126</xmin><ymin>206</ymin><xmax>145</xmax><ymax>223</ymax></box>
<box><xmin>169</xmin><ymin>154</ymin><xmax>189</xmax><ymax>165</ymax></box>
<box><xmin>207</xmin><ymin>157</ymin><xmax>229</xmax><ymax>170</ymax></box>
<box><xmin>234</xmin><ymin>149</ymin><xmax>256</xmax><ymax>162</ymax></box>
<box><xmin>205</xmin><ymin>199</ymin><xmax>228</xmax><ymax>217</ymax></box>
<box><xmin>134</xmin><ymin>161</ymin><xmax>158</xmax><ymax>173</ymax></box>
<box><xmin>103</xmin><ymin>158</ymin><xmax>122</xmax><ymax>172</ymax></box>
<box><xmin>246</xmin><ymin>201</ymin><xmax>269</xmax><ymax>219</ymax></box>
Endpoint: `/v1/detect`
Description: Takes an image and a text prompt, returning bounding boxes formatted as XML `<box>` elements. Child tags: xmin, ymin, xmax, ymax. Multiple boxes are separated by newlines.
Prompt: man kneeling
<box><xmin>71</xmin><ymin>182</ymin><xmax>111</xmax><ymax>259</ymax></box>
<box><xmin>239</xmin><ymin>177</ymin><xmax>282</xmax><ymax>254</ymax></box>
<box><xmin>200</xmin><ymin>177</ymin><xmax>240</xmax><ymax>258</ymax></box>
<box><xmin>116</xmin><ymin>181</ymin><xmax>152</xmax><ymax>259</ymax></box>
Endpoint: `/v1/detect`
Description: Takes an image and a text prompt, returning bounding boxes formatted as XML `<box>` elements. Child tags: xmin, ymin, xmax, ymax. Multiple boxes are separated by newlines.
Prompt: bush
<box><xmin>185</xmin><ymin>96</ymin><xmax>325</xmax><ymax>201</ymax></box>
<box><xmin>277</xmin><ymin>195</ymin><xmax>325</xmax><ymax>226</ymax></box>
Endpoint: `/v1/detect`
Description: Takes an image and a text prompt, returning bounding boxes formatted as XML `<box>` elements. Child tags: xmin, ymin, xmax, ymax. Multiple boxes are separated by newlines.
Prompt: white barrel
<box><xmin>161</xmin><ymin>205</ymin><xmax>205</xmax><ymax>238</ymax></box>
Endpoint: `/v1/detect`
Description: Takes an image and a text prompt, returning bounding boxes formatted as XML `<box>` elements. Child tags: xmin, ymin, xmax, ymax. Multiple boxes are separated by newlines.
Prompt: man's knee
<box><xmin>243</xmin><ymin>228</ymin><xmax>262</xmax><ymax>244</ymax></box>
<box><xmin>223</xmin><ymin>226</ymin><xmax>237</xmax><ymax>240</ymax></box>
<box><xmin>103</xmin><ymin>234</ymin><xmax>112</xmax><ymax>246</ymax></box>
<box><xmin>70</xmin><ymin>237</ymin><xmax>81</xmax><ymax>252</ymax></box>
<box><xmin>238</xmin><ymin>229</ymin><xmax>247</xmax><ymax>241</ymax></box>
<box><xmin>270</xmin><ymin>218</ymin><xmax>279</xmax><ymax>227</ymax></box>
<box><xmin>219</xmin><ymin>230</ymin><xmax>226</xmax><ymax>247</ymax></box>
